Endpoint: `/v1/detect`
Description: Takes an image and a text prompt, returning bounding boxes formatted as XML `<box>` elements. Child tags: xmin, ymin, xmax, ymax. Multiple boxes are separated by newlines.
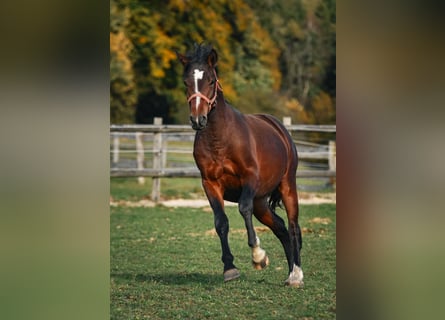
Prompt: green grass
<box><xmin>110</xmin><ymin>176</ymin><xmax>334</xmax><ymax>202</ymax></box>
<box><xmin>111</xmin><ymin>177</ymin><xmax>205</xmax><ymax>201</ymax></box>
<box><xmin>111</xmin><ymin>204</ymin><xmax>336</xmax><ymax>319</ymax></box>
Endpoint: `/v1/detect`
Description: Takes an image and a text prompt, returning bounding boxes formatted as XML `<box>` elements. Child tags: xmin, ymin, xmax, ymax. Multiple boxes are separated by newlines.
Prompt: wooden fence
<box><xmin>110</xmin><ymin>118</ymin><xmax>336</xmax><ymax>201</ymax></box>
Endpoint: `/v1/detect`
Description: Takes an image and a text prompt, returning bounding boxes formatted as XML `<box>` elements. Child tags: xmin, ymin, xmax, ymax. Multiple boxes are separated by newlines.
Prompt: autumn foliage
<box><xmin>110</xmin><ymin>0</ymin><xmax>335</xmax><ymax>124</ymax></box>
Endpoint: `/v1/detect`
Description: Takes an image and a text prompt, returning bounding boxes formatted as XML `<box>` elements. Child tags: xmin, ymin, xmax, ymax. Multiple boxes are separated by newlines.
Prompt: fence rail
<box><xmin>110</xmin><ymin>118</ymin><xmax>336</xmax><ymax>201</ymax></box>
<box><xmin>110</xmin><ymin>168</ymin><xmax>337</xmax><ymax>178</ymax></box>
<box><xmin>110</xmin><ymin>124</ymin><xmax>336</xmax><ymax>133</ymax></box>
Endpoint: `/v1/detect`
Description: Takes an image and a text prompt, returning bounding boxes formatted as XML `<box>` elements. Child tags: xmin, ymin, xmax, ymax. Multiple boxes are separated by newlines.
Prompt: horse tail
<box><xmin>268</xmin><ymin>187</ymin><xmax>282</xmax><ymax>212</ymax></box>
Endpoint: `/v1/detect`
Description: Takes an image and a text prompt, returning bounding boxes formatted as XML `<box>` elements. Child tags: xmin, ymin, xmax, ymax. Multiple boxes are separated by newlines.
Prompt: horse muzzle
<box><xmin>190</xmin><ymin>114</ymin><xmax>208</xmax><ymax>130</ymax></box>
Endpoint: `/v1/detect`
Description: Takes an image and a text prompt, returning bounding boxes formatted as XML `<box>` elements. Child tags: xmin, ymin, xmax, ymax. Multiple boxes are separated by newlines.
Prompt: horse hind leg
<box><xmin>280</xmin><ymin>183</ymin><xmax>304</xmax><ymax>288</ymax></box>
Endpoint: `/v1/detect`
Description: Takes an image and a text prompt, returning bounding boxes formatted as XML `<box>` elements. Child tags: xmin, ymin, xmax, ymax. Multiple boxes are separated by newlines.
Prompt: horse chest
<box><xmin>197</xmin><ymin>156</ymin><xmax>240</xmax><ymax>181</ymax></box>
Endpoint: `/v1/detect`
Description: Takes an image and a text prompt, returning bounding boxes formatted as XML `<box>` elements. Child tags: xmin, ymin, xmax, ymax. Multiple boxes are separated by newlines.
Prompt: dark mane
<box><xmin>185</xmin><ymin>43</ymin><xmax>213</xmax><ymax>65</ymax></box>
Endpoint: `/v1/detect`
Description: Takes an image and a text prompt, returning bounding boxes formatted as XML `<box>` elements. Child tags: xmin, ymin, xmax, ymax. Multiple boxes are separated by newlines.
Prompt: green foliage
<box><xmin>110</xmin><ymin>3</ymin><xmax>137</xmax><ymax>123</ymax></box>
<box><xmin>110</xmin><ymin>0</ymin><xmax>336</xmax><ymax>124</ymax></box>
<box><xmin>247</xmin><ymin>0</ymin><xmax>336</xmax><ymax>124</ymax></box>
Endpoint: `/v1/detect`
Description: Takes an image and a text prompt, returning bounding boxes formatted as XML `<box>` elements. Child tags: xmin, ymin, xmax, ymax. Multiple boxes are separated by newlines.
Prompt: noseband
<box><xmin>187</xmin><ymin>69</ymin><xmax>222</xmax><ymax>110</ymax></box>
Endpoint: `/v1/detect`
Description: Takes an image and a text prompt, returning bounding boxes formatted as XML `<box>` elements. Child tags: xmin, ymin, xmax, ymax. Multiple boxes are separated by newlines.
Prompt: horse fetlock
<box><xmin>252</xmin><ymin>254</ymin><xmax>269</xmax><ymax>270</ymax></box>
<box><xmin>251</xmin><ymin>245</ymin><xmax>266</xmax><ymax>263</ymax></box>
<box><xmin>252</xmin><ymin>241</ymin><xmax>269</xmax><ymax>270</ymax></box>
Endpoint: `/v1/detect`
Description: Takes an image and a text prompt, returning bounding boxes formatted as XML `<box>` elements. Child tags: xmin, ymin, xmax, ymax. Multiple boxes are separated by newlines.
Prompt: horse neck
<box><xmin>205</xmin><ymin>91</ymin><xmax>237</xmax><ymax>137</ymax></box>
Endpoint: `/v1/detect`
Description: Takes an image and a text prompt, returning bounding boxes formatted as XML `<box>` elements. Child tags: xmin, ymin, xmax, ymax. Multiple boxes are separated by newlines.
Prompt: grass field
<box><xmin>110</xmin><ymin>202</ymin><xmax>336</xmax><ymax>319</ymax></box>
<box><xmin>110</xmin><ymin>177</ymin><xmax>334</xmax><ymax>203</ymax></box>
<box><xmin>110</xmin><ymin>177</ymin><xmax>204</xmax><ymax>201</ymax></box>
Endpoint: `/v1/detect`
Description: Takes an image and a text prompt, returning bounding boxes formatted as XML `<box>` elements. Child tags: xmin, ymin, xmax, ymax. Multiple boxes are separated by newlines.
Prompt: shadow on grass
<box><xmin>111</xmin><ymin>272</ymin><xmax>223</xmax><ymax>286</ymax></box>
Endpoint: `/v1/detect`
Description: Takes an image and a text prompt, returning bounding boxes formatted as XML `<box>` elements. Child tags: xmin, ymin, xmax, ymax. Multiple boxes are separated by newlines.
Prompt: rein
<box><xmin>187</xmin><ymin>69</ymin><xmax>222</xmax><ymax>110</ymax></box>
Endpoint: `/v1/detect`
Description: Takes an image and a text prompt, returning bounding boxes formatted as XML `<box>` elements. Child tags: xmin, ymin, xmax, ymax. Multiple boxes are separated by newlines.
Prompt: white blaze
<box><xmin>193</xmin><ymin>69</ymin><xmax>204</xmax><ymax>110</ymax></box>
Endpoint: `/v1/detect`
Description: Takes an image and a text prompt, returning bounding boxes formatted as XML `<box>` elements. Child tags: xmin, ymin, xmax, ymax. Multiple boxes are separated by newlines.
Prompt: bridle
<box><xmin>187</xmin><ymin>69</ymin><xmax>222</xmax><ymax>110</ymax></box>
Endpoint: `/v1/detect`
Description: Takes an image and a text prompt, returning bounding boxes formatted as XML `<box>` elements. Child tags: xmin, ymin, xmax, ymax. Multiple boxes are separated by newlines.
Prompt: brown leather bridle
<box><xmin>187</xmin><ymin>69</ymin><xmax>222</xmax><ymax>110</ymax></box>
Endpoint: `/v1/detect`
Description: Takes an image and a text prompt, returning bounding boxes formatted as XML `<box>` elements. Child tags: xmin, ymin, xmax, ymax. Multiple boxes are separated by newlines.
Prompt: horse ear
<box><xmin>207</xmin><ymin>49</ymin><xmax>218</xmax><ymax>67</ymax></box>
<box><xmin>176</xmin><ymin>52</ymin><xmax>189</xmax><ymax>66</ymax></box>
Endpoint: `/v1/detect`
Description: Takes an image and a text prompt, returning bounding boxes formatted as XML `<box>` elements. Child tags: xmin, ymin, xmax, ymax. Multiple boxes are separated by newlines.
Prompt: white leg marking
<box><xmin>193</xmin><ymin>69</ymin><xmax>204</xmax><ymax>110</ymax></box>
<box><xmin>252</xmin><ymin>236</ymin><xmax>266</xmax><ymax>263</ymax></box>
<box><xmin>285</xmin><ymin>264</ymin><xmax>304</xmax><ymax>287</ymax></box>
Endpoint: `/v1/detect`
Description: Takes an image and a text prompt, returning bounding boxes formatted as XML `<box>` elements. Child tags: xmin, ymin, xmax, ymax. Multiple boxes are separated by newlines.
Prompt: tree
<box><xmin>110</xmin><ymin>0</ymin><xmax>335</xmax><ymax>124</ymax></box>
<box><xmin>245</xmin><ymin>0</ymin><xmax>336</xmax><ymax>124</ymax></box>
<box><xmin>110</xmin><ymin>2</ymin><xmax>137</xmax><ymax>123</ymax></box>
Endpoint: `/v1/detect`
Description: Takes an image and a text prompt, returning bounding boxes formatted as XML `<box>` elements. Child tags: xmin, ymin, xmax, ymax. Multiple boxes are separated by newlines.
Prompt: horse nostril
<box><xmin>190</xmin><ymin>115</ymin><xmax>207</xmax><ymax>130</ymax></box>
<box><xmin>199</xmin><ymin>115</ymin><xmax>207</xmax><ymax>126</ymax></box>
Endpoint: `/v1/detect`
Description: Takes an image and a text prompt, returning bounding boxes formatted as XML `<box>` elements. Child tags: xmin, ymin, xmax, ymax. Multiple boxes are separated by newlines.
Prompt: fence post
<box><xmin>283</xmin><ymin>117</ymin><xmax>292</xmax><ymax>126</ymax></box>
<box><xmin>151</xmin><ymin>117</ymin><xmax>163</xmax><ymax>202</ymax></box>
<box><xmin>112</xmin><ymin>134</ymin><xmax>119</xmax><ymax>163</ymax></box>
<box><xmin>136</xmin><ymin>132</ymin><xmax>145</xmax><ymax>185</ymax></box>
<box><xmin>329</xmin><ymin>140</ymin><xmax>336</xmax><ymax>187</ymax></box>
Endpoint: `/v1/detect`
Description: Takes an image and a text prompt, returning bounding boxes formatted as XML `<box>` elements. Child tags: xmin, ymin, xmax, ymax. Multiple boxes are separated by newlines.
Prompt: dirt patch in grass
<box><xmin>110</xmin><ymin>192</ymin><xmax>336</xmax><ymax>208</ymax></box>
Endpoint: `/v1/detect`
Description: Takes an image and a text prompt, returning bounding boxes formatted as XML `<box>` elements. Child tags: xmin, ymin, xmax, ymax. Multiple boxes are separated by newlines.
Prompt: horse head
<box><xmin>177</xmin><ymin>44</ymin><xmax>221</xmax><ymax>130</ymax></box>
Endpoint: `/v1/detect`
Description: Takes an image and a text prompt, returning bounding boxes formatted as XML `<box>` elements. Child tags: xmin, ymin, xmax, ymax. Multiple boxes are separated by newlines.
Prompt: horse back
<box><xmin>243</xmin><ymin>114</ymin><xmax>298</xmax><ymax>192</ymax></box>
<box><xmin>246</xmin><ymin>114</ymin><xmax>297</xmax><ymax>164</ymax></box>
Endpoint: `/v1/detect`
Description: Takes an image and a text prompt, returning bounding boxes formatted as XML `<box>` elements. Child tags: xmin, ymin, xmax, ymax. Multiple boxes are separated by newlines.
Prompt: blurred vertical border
<box><xmin>0</xmin><ymin>1</ymin><xmax>109</xmax><ymax>319</ymax></box>
<box><xmin>338</xmin><ymin>0</ymin><xmax>445</xmax><ymax>319</ymax></box>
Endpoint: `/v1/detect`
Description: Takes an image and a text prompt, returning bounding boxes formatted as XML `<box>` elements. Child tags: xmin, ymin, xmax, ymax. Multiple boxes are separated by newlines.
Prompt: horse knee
<box><xmin>239</xmin><ymin>198</ymin><xmax>253</xmax><ymax>216</ymax></box>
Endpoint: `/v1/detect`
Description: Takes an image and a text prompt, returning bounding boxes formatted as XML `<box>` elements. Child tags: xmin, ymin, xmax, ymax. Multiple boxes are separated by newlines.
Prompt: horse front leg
<box><xmin>202</xmin><ymin>180</ymin><xmax>240</xmax><ymax>282</ymax></box>
<box><xmin>238</xmin><ymin>184</ymin><xmax>269</xmax><ymax>270</ymax></box>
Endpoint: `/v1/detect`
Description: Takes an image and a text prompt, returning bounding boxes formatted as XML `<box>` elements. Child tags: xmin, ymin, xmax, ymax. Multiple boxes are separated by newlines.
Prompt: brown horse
<box><xmin>177</xmin><ymin>44</ymin><xmax>303</xmax><ymax>287</ymax></box>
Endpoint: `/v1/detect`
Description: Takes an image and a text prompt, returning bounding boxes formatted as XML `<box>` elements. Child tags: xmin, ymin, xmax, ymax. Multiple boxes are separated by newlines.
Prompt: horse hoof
<box><xmin>223</xmin><ymin>268</ymin><xmax>240</xmax><ymax>282</ymax></box>
<box><xmin>252</xmin><ymin>255</ymin><xmax>269</xmax><ymax>270</ymax></box>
